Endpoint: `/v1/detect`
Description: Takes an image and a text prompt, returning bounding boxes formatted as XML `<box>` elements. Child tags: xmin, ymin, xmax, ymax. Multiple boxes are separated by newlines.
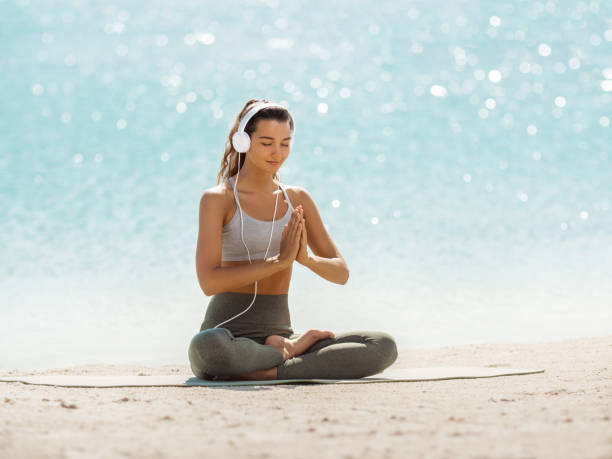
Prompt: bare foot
<box><xmin>264</xmin><ymin>329</ymin><xmax>335</xmax><ymax>360</ymax></box>
<box><xmin>210</xmin><ymin>329</ymin><xmax>335</xmax><ymax>381</ymax></box>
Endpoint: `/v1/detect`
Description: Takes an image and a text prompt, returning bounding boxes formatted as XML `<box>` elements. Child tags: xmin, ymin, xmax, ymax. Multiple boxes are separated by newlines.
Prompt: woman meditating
<box><xmin>188</xmin><ymin>99</ymin><xmax>398</xmax><ymax>381</ymax></box>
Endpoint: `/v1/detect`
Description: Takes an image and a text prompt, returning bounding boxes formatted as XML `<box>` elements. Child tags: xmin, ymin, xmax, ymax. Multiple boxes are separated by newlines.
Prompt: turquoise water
<box><xmin>1</xmin><ymin>0</ymin><xmax>611</xmax><ymax>370</ymax></box>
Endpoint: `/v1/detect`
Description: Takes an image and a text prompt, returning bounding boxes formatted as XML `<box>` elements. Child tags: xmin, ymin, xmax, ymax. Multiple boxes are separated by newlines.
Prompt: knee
<box><xmin>188</xmin><ymin>328</ymin><xmax>234</xmax><ymax>378</ymax></box>
<box><xmin>372</xmin><ymin>331</ymin><xmax>398</xmax><ymax>371</ymax></box>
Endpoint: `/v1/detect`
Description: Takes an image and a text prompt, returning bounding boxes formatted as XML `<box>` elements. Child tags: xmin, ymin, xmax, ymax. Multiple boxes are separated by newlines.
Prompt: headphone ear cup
<box><xmin>232</xmin><ymin>131</ymin><xmax>251</xmax><ymax>153</ymax></box>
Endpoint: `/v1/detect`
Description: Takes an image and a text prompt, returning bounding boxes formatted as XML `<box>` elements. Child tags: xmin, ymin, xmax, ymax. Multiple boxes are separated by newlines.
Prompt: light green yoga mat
<box><xmin>0</xmin><ymin>366</ymin><xmax>545</xmax><ymax>387</ymax></box>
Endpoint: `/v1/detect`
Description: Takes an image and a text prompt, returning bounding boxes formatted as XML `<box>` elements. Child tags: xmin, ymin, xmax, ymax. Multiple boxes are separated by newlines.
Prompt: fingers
<box><xmin>293</xmin><ymin>207</ymin><xmax>305</xmax><ymax>243</ymax></box>
<box><xmin>289</xmin><ymin>206</ymin><xmax>304</xmax><ymax>228</ymax></box>
<box><xmin>282</xmin><ymin>206</ymin><xmax>304</xmax><ymax>249</ymax></box>
<box><xmin>298</xmin><ymin>216</ymin><xmax>306</xmax><ymax>242</ymax></box>
<box><xmin>288</xmin><ymin>207</ymin><xmax>302</xmax><ymax>231</ymax></box>
<box><xmin>291</xmin><ymin>217</ymin><xmax>302</xmax><ymax>242</ymax></box>
<box><xmin>286</xmin><ymin>213</ymin><xmax>300</xmax><ymax>245</ymax></box>
<box><xmin>279</xmin><ymin>206</ymin><xmax>305</xmax><ymax>262</ymax></box>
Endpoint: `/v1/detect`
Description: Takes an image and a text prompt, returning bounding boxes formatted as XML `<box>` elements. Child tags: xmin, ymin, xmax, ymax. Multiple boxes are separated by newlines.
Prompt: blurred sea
<box><xmin>1</xmin><ymin>0</ymin><xmax>611</xmax><ymax>370</ymax></box>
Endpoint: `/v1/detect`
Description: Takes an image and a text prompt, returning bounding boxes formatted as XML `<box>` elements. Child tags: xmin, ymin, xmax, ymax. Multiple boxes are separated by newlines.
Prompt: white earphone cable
<box><xmin>212</xmin><ymin>158</ymin><xmax>280</xmax><ymax>329</ymax></box>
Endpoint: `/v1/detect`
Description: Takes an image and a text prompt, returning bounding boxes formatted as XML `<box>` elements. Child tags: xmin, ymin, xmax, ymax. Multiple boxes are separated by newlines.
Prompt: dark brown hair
<box><xmin>216</xmin><ymin>98</ymin><xmax>295</xmax><ymax>185</ymax></box>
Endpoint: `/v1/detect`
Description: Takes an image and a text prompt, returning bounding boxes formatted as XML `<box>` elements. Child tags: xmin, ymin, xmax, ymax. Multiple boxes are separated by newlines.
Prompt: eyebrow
<box><xmin>258</xmin><ymin>136</ymin><xmax>292</xmax><ymax>140</ymax></box>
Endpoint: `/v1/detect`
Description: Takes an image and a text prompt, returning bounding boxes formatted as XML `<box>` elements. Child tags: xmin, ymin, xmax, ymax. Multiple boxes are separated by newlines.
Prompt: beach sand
<box><xmin>1</xmin><ymin>335</ymin><xmax>610</xmax><ymax>459</ymax></box>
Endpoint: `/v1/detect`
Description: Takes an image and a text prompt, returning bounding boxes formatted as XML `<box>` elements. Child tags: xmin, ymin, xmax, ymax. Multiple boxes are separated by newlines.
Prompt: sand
<box><xmin>1</xmin><ymin>335</ymin><xmax>611</xmax><ymax>459</ymax></box>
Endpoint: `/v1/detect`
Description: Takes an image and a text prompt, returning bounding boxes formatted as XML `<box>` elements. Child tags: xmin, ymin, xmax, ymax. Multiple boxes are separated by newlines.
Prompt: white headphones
<box><xmin>213</xmin><ymin>101</ymin><xmax>295</xmax><ymax>330</ymax></box>
<box><xmin>231</xmin><ymin>102</ymin><xmax>296</xmax><ymax>153</ymax></box>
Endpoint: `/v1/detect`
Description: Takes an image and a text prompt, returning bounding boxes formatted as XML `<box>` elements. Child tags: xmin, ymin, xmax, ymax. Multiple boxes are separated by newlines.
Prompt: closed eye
<box><xmin>262</xmin><ymin>143</ymin><xmax>289</xmax><ymax>147</ymax></box>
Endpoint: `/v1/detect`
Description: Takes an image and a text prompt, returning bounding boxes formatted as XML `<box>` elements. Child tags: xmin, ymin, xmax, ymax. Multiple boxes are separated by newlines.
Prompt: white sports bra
<box><xmin>221</xmin><ymin>176</ymin><xmax>294</xmax><ymax>261</ymax></box>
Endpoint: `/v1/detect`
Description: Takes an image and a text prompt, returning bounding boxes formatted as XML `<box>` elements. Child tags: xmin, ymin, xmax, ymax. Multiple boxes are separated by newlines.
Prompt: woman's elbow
<box><xmin>202</xmin><ymin>282</ymin><xmax>223</xmax><ymax>296</ymax></box>
<box><xmin>196</xmin><ymin>270</ymin><xmax>216</xmax><ymax>296</ymax></box>
<box><xmin>197</xmin><ymin>278</ymin><xmax>212</xmax><ymax>296</ymax></box>
<box><xmin>338</xmin><ymin>266</ymin><xmax>349</xmax><ymax>285</ymax></box>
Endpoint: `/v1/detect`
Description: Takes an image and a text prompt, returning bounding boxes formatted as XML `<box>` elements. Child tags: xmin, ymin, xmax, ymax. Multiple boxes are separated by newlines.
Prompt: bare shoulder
<box><xmin>282</xmin><ymin>184</ymin><xmax>312</xmax><ymax>207</ymax></box>
<box><xmin>200</xmin><ymin>183</ymin><xmax>224</xmax><ymax>204</ymax></box>
<box><xmin>199</xmin><ymin>181</ymin><xmax>233</xmax><ymax>217</ymax></box>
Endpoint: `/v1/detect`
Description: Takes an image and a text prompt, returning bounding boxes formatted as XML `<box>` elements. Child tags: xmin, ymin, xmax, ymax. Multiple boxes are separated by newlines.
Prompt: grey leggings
<box><xmin>188</xmin><ymin>292</ymin><xmax>398</xmax><ymax>380</ymax></box>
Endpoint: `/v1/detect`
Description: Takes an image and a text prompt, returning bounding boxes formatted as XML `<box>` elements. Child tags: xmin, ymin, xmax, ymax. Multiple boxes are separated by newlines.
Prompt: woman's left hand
<box><xmin>295</xmin><ymin>205</ymin><xmax>309</xmax><ymax>265</ymax></box>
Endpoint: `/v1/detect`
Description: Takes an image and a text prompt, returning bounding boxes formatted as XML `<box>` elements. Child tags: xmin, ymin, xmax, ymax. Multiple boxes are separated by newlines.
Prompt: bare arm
<box><xmin>303</xmin><ymin>253</ymin><xmax>349</xmax><ymax>285</ymax></box>
<box><xmin>293</xmin><ymin>188</ymin><xmax>349</xmax><ymax>285</ymax></box>
<box><xmin>201</xmin><ymin>259</ymin><xmax>285</xmax><ymax>296</ymax></box>
<box><xmin>195</xmin><ymin>190</ymin><xmax>302</xmax><ymax>296</ymax></box>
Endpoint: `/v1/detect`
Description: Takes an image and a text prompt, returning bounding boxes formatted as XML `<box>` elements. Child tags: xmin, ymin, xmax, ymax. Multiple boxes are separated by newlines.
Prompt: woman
<box><xmin>188</xmin><ymin>98</ymin><xmax>398</xmax><ymax>381</ymax></box>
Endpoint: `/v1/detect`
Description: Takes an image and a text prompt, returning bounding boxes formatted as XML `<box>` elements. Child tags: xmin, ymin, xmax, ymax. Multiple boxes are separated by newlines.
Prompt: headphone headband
<box><xmin>237</xmin><ymin>102</ymin><xmax>286</xmax><ymax>132</ymax></box>
<box><xmin>231</xmin><ymin>101</ymin><xmax>295</xmax><ymax>153</ymax></box>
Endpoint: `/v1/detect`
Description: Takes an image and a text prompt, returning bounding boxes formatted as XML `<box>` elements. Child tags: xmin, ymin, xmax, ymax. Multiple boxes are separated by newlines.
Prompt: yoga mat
<box><xmin>0</xmin><ymin>366</ymin><xmax>544</xmax><ymax>387</ymax></box>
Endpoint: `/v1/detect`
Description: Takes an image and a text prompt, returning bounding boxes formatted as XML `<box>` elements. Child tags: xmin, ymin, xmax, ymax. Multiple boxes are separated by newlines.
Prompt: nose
<box><xmin>269</xmin><ymin>144</ymin><xmax>282</xmax><ymax>156</ymax></box>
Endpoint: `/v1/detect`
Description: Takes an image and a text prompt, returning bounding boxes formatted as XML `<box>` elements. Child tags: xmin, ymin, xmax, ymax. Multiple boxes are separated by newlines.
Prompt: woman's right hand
<box><xmin>278</xmin><ymin>208</ymin><xmax>303</xmax><ymax>267</ymax></box>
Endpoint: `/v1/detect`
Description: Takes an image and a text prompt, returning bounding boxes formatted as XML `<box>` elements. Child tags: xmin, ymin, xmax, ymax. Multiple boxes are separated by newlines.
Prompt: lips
<box><xmin>267</xmin><ymin>161</ymin><xmax>280</xmax><ymax>165</ymax></box>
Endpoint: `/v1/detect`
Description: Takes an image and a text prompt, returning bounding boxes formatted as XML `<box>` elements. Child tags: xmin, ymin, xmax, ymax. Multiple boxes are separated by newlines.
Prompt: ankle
<box><xmin>264</xmin><ymin>335</ymin><xmax>292</xmax><ymax>360</ymax></box>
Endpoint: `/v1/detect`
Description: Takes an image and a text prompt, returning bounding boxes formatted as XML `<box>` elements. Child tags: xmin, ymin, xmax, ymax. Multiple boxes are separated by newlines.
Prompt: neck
<box><xmin>235</xmin><ymin>161</ymin><xmax>278</xmax><ymax>192</ymax></box>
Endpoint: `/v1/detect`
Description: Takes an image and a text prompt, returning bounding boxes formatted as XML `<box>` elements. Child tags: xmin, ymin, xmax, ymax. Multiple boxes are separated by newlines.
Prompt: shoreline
<box><xmin>1</xmin><ymin>334</ymin><xmax>610</xmax><ymax>458</ymax></box>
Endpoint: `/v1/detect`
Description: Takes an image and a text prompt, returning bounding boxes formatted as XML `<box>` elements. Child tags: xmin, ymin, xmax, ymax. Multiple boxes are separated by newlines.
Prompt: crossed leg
<box><xmin>188</xmin><ymin>327</ymin><xmax>397</xmax><ymax>381</ymax></box>
<box><xmin>212</xmin><ymin>329</ymin><xmax>335</xmax><ymax>381</ymax></box>
<box><xmin>187</xmin><ymin>327</ymin><xmax>334</xmax><ymax>381</ymax></box>
<box><xmin>275</xmin><ymin>330</ymin><xmax>398</xmax><ymax>379</ymax></box>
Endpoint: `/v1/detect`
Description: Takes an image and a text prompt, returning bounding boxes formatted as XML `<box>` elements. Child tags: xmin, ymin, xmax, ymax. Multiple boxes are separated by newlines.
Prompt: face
<box><xmin>246</xmin><ymin>119</ymin><xmax>292</xmax><ymax>172</ymax></box>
